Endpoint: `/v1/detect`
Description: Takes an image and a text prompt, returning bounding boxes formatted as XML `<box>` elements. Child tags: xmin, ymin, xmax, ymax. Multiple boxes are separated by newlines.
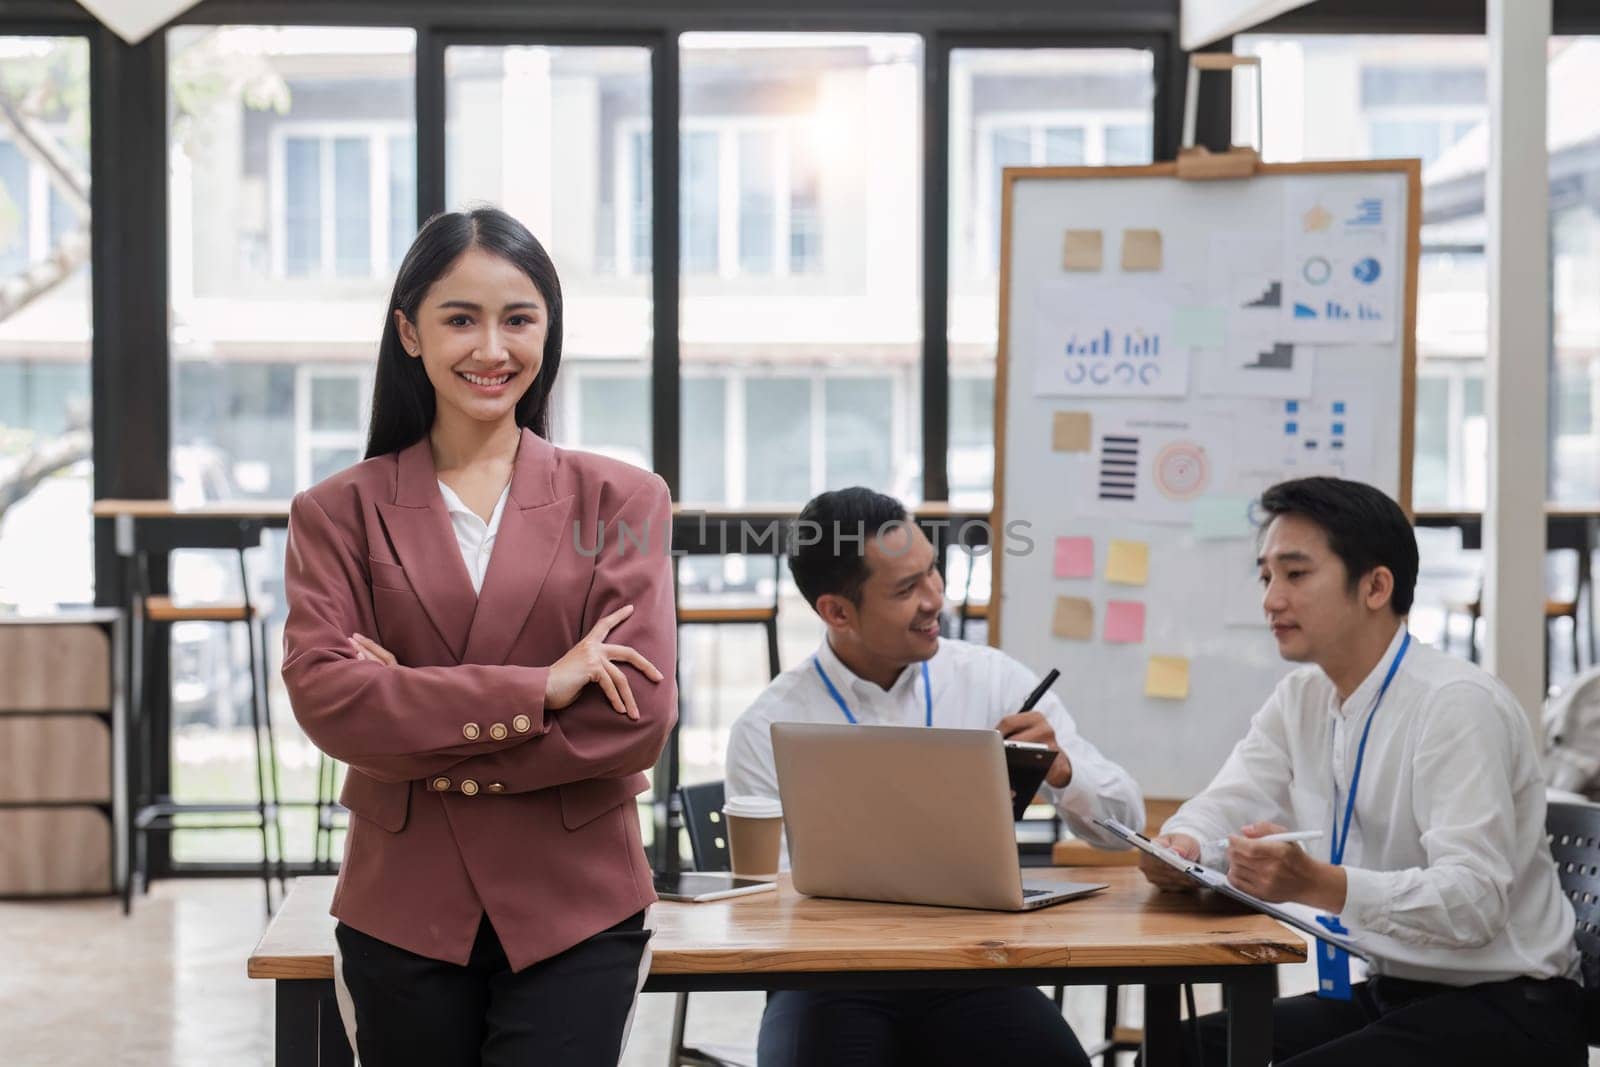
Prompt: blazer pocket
<box><xmin>560</xmin><ymin>772</ymin><xmax>650</xmax><ymax>831</ymax></box>
<box><xmin>340</xmin><ymin>768</ymin><xmax>411</xmax><ymax>833</ymax></box>
<box><xmin>368</xmin><ymin>557</ymin><xmax>415</xmax><ymax>593</ymax></box>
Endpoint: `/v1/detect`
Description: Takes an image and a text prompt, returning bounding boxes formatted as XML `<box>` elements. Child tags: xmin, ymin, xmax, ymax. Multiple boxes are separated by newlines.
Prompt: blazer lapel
<box><xmin>462</xmin><ymin>430</ymin><xmax>574</xmax><ymax>666</ymax></box>
<box><xmin>375</xmin><ymin>437</ymin><xmax>476</xmax><ymax>662</ymax></box>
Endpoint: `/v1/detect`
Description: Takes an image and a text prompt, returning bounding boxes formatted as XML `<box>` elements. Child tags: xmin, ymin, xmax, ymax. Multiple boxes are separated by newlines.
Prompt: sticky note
<box><xmin>1052</xmin><ymin>411</ymin><xmax>1092</xmax><ymax>453</ymax></box>
<box><xmin>1054</xmin><ymin>537</ymin><xmax>1094</xmax><ymax>579</ymax></box>
<box><xmin>1104</xmin><ymin>600</ymin><xmax>1146</xmax><ymax>644</ymax></box>
<box><xmin>1121</xmin><ymin>228</ymin><xmax>1163</xmax><ymax>271</ymax></box>
<box><xmin>1193</xmin><ymin>495</ymin><xmax>1255</xmax><ymax>541</ymax></box>
<box><xmin>1145</xmin><ymin>656</ymin><xmax>1190</xmax><ymax>700</ymax></box>
<box><xmin>1173</xmin><ymin>306</ymin><xmax>1226</xmax><ymax>349</ymax></box>
<box><xmin>1052</xmin><ymin>597</ymin><xmax>1094</xmax><ymax>641</ymax></box>
<box><xmin>1105</xmin><ymin>539</ymin><xmax>1149</xmax><ymax>586</ymax></box>
<box><xmin>1062</xmin><ymin>229</ymin><xmax>1103</xmax><ymax>271</ymax></box>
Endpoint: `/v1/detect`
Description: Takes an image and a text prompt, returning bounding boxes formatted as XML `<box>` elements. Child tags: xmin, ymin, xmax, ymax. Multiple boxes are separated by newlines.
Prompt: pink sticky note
<box><xmin>1054</xmin><ymin>537</ymin><xmax>1094</xmax><ymax>579</ymax></box>
<box><xmin>1104</xmin><ymin>600</ymin><xmax>1146</xmax><ymax>644</ymax></box>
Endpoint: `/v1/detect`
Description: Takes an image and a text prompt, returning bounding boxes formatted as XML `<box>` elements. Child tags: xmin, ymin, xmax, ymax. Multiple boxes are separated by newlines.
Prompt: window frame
<box><xmin>268</xmin><ymin>119</ymin><xmax>412</xmax><ymax>281</ymax></box>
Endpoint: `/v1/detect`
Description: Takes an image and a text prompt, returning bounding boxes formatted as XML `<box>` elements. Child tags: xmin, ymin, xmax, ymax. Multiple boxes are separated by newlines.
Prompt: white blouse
<box><xmin>436</xmin><ymin>480</ymin><xmax>510</xmax><ymax>595</ymax></box>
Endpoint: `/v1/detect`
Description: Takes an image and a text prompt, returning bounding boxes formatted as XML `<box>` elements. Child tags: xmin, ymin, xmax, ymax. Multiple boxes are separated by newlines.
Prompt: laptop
<box><xmin>771</xmin><ymin>722</ymin><xmax>1107</xmax><ymax>911</ymax></box>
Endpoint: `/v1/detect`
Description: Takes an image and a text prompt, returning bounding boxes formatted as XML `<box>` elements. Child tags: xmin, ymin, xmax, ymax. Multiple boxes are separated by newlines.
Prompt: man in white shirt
<box><xmin>727</xmin><ymin>487</ymin><xmax>1144</xmax><ymax>1067</ymax></box>
<box><xmin>1139</xmin><ymin>476</ymin><xmax>1583</xmax><ymax>1066</ymax></box>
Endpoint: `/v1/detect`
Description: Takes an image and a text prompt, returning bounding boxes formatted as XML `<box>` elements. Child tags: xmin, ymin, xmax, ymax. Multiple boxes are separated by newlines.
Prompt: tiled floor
<box><xmin>3</xmin><ymin>879</ymin><xmax>1591</xmax><ymax>1066</ymax></box>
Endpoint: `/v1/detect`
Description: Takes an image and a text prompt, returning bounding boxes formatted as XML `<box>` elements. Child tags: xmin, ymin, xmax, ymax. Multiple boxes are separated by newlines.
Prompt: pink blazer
<box><xmin>281</xmin><ymin>429</ymin><xmax>677</xmax><ymax>970</ymax></box>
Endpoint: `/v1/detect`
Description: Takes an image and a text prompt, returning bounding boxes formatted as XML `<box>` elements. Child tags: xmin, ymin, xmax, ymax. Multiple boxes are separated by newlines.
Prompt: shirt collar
<box><xmin>815</xmin><ymin>636</ymin><xmax>927</xmax><ymax>702</ymax></box>
<box><xmin>1334</xmin><ymin>623</ymin><xmax>1409</xmax><ymax>719</ymax></box>
<box><xmin>436</xmin><ymin>480</ymin><xmax>510</xmax><ymax>533</ymax></box>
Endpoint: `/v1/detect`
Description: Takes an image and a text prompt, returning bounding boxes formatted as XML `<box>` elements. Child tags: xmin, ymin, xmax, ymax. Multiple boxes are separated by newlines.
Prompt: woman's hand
<box><xmin>349</xmin><ymin>633</ymin><xmax>397</xmax><ymax>665</ymax></box>
<box><xmin>545</xmin><ymin>605</ymin><xmax>664</xmax><ymax>720</ymax></box>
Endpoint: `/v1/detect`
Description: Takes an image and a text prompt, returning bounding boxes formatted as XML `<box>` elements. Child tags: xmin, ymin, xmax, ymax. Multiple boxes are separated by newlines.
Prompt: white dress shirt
<box><xmin>1164</xmin><ymin>625</ymin><xmax>1579</xmax><ymax>985</ymax></box>
<box><xmin>726</xmin><ymin>636</ymin><xmax>1144</xmax><ymax>850</ymax></box>
<box><xmin>436</xmin><ymin>480</ymin><xmax>510</xmax><ymax>596</ymax></box>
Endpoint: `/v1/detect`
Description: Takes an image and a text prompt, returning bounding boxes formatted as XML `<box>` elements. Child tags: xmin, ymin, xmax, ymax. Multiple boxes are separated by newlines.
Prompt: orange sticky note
<box><xmin>1054</xmin><ymin>537</ymin><xmax>1094</xmax><ymax>579</ymax></box>
<box><xmin>1052</xmin><ymin>597</ymin><xmax>1094</xmax><ymax>641</ymax></box>
<box><xmin>1104</xmin><ymin>600</ymin><xmax>1145</xmax><ymax>644</ymax></box>
<box><xmin>1062</xmin><ymin>229</ymin><xmax>1103</xmax><ymax>271</ymax></box>
<box><xmin>1145</xmin><ymin>656</ymin><xmax>1190</xmax><ymax>700</ymax></box>
<box><xmin>1106</xmin><ymin>540</ymin><xmax>1149</xmax><ymax>586</ymax></box>
<box><xmin>1052</xmin><ymin>411</ymin><xmax>1092</xmax><ymax>453</ymax></box>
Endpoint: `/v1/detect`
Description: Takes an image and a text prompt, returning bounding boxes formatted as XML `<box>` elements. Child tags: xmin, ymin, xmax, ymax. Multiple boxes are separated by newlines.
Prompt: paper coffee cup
<box><xmin>722</xmin><ymin>795</ymin><xmax>784</xmax><ymax>877</ymax></box>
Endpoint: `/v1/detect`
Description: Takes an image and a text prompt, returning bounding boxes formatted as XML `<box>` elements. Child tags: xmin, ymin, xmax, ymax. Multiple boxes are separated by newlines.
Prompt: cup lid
<box><xmin>722</xmin><ymin>794</ymin><xmax>783</xmax><ymax>818</ymax></box>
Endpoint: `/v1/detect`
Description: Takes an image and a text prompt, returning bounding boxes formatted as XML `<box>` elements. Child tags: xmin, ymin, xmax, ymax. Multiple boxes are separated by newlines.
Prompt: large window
<box><xmin>678</xmin><ymin>33</ymin><xmax>923</xmax><ymax>510</ymax></box>
<box><xmin>946</xmin><ymin>48</ymin><xmax>1156</xmax><ymax>506</ymax></box>
<box><xmin>446</xmin><ymin>44</ymin><xmax>654</xmax><ymax>468</ymax></box>
<box><xmin>166</xmin><ymin>25</ymin><xmax>417</xmax><ymax>862</ymax></box>
<box><xmin>0</xmin><ymin>35</ymin><xmax>92</xmax><ymax>615</ymax></box>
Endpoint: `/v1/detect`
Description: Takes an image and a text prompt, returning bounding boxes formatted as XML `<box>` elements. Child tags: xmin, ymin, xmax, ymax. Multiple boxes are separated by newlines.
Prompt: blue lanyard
<box><xmin>812</xmin><ymin>656</ymin><xmax>932</xmax><ymax>728</ymax></box>
<box><xmin>1329</xmin><ymin>632</ymin><xmax>1411</xmax><ymax>866</ymax></box>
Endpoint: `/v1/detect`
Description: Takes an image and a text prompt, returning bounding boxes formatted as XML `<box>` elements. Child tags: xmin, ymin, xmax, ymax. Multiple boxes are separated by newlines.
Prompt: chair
<box><xmin>125</xmin><ymin>524</ymin><xmax>285</xmax><ymax>917</ymax></box>
<box><xmin>1444</xmin><ymin>550</ymin><xmax>1586</xmax><ymax>692</ymax></box>
<box><xmin>1544</xmin><ymin>800</ymin><xmax>1600</xmax><ymax>1046</ymax></box>
<box><xmin>669</xmin><ymin>779</ymin><xmax>756</xmax><ymax>1067</ymax></box>
<box><xmin>955</xmin><ymin>544</ymin><xmax>990</xmax><ymax>641</ymax></box>
<box><xmin>675</xmin><ymin>555</ymin><xmax>782</xmax><ymax>681</ymax></box>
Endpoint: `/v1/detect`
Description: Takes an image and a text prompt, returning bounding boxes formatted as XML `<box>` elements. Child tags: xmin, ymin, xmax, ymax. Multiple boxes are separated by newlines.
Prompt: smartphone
<box><xmin>651</xmin><ymin>872</ymin><xmax>777</xmax><ymax>903</ymax></box>
<box><xmin>1004</xmin><ymin>740</ymin><xmax>1054</xmax><ymax>821</ymax></box>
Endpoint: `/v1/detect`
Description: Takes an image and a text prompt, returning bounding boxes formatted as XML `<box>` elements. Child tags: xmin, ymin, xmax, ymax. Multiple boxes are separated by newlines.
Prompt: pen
<box><xmin>1213</xmin><ymin>830</ymin><xmax>1324</xmax><ymax>848</ymax></box>
<box><xmin>1020</xmin><ymin>669</ymin><xmax>1061</xmax><ymax>712</ymax></box>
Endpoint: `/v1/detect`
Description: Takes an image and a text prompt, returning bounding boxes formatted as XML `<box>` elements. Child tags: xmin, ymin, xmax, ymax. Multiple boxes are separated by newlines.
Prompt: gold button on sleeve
<box><xmin>487</xmin><ymin>782</ymin><xmax>505</xmax><ymax>793</ymax></box>
<box><xmin>432</xmin><ymin>777</ymin><xmax>450</xmax><ymax>791</ymax></box>
<box><xmin>489</xmin><ymin>723</ymin><xmax>508</xmax><ymax>741</ymax></box>
<box><xmin>512</xmin><ymin>714</ymin><xmax>532</xmax><ymax>734</ymax></box>
<box><xmin>460</xmin><ymin>779</ymin><xmax>479</xmax><ymax>797</ymax></box>
<box><xmin>462</xmin><ymin>722</ymin><xmax>480</xmax><ymax>741</ymax></box>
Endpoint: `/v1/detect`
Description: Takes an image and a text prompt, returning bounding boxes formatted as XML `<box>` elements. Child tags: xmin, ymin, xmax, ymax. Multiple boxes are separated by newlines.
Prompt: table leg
<box><xmin>276</xmin><ymin>979</ymin><xmax>351</xmax><ymax>1067</ymax></box>
<box><xmin>1141</xmin><ymin>982</ymin><xmax>1182</xmax><ymax>1065</ymax></box>
<box><xmin>1224</xmin><ymin>966</ymin><xmax>1275</xmax><ymax>1067</ymax></box>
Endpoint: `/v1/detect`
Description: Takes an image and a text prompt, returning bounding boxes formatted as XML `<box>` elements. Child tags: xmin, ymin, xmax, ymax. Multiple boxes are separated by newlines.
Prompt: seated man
<box><xmin>727</xmin><ymin>487</ymin><xmax>1144</xmax><ymax>1067</ymax></box>
<box><xmin>1139</xmin><ymin>476</ymin><xmax>1583</xmax><ymax>1066</ymax></box>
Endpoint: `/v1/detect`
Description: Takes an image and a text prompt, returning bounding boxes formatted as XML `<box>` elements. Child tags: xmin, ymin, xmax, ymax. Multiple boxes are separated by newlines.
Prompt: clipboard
<box><xmin>1096</xmin><ymin>816</ymin><xmax>1369</xmax><ymax>961</ymax></box>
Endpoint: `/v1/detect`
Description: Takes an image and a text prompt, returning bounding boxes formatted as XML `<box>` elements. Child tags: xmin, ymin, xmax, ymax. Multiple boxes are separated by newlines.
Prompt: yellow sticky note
<box><xmin>1051</xmin><ymin>596</ymin><xmax>1094</xmax><ymax>641</ymax></box>
<box><xmin>1121</xmin><ymin>228</ymin><xmax>1163</xmax><ymax>271</ymax></box>
<box><xmin>1145</xmin><ymin>656</ymin><xmax>1190</xmax><ymax>700</ymax></box>
<box><xmin>1062</xmin><ymin>229</ymin><xmax>1103</xmax><ymax>271</ymax></box>
<box><xmin>1052</xmin><ymin>411</ymin><xmax>1092</xmax><ymax>453</ymax></box>
<box><xmin>1105</xmin><ymin>539</ymin><xmax>1149</xmax><ymax>586</ymax></box>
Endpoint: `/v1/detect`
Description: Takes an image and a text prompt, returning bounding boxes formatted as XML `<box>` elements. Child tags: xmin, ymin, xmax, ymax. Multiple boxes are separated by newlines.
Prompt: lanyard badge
<box><xmin>1314</xmin><ymin>631</ymin><xmax>1410</xmax><ymax>1001</ymax></box>
<box><xmin>813</xmin><ymin>656</ymin><xmax>933</xmax><ymax>728</ymax></box>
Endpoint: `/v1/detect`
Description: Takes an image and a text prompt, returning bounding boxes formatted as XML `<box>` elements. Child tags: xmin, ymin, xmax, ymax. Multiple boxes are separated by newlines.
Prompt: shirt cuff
<box><xmin>1340</xmin><ymin>865</ymin><xmax>1388</xmax><ymax>930</ymax></box>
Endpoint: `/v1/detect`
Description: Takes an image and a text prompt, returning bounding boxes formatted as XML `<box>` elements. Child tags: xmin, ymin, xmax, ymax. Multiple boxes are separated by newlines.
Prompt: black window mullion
<box><xmin>651</xmin><ymin>33</ymin><xmax>681</xmax><ymax>497</ymax></box>
<box><xmin>416</xmin><ymin>26</ymin><xmax>446</xmax><ymax>220</ymax></box>
<box><xmin>923</xmin><ymin>32</ymin><xmax>951</xmax><ymax>503</ymax></box>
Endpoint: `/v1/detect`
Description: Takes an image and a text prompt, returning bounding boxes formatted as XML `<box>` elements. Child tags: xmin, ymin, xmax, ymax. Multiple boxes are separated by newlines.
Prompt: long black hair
<box><xmin>364</xmin><ymin>207</ymin><xmax>564</xmax><ymax>459</ymax></box>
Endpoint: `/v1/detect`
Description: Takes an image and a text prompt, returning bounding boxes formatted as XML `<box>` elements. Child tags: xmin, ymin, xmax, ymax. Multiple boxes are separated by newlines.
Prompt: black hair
<box><xmin>1258</xmin><ymin>476</ymin><xmax>1417</xmax><ymax>616</ymax></box>
<box><xmin>788</xmin><ymin>487</ymin><xmax>910</xmax><ymax>609</ymax></box>
<box><xmin>364</xmin><ymin>207</ymin><xmax>564</xmax><ymax>459</ymax></box>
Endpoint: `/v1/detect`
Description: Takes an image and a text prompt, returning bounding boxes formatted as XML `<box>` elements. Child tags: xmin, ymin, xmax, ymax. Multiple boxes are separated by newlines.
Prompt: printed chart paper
<box><xmin>1032</xmin><ymin>283</ymin><xmax>1189</xmax><ymax>398</ymax></box>
<box><xmin>1280</xmin><ymin>179</ymin><xmax>1402</xmax><ymax>344</ymax></box>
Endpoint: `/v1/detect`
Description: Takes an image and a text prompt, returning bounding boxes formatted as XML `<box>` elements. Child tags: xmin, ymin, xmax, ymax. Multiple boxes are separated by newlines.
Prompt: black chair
<box><xmin>1544</xmin><ymin>800</ymin><xmax>1600</xmax><ymax>1046</ymax></box>
<box><xmin>670</xmin><ymin>780</ymin><xmax>756</xmax><ymax>1067</ymax></box>
<box><xmin>125</xmin><ymin>521</ymin><xmax>285</xmax><ymax>917</ymax></box>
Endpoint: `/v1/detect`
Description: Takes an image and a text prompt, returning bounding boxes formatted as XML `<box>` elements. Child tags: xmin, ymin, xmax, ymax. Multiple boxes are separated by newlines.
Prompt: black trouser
<box><xmin>757</xmin><ymin>986</ymin><xmax>1091</xmax><ymax>1067</ymax></box>
<box><xmin>334</xmin><ymin>911</ymin><xmax>650</xmax><ymax>1067</ymax></box>
<box><xmin>1186</xmin><ymin>975</ymin><xmax>1585</xmax><ymax>1067</ymax></box>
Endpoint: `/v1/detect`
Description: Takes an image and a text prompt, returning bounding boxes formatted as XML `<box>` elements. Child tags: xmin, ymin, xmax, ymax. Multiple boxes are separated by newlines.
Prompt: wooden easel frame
<box><xmin>988</xmin><ymin>159</ymin><xmax>1423</xmax><ymax>647</ymax></box>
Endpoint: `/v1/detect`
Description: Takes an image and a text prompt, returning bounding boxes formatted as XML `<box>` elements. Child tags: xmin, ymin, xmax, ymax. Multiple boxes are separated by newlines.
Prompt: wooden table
<box><xmin>250</xmin><ymin>868</ymin><xmax>1303</xmax><ymax>1066</ymax></box>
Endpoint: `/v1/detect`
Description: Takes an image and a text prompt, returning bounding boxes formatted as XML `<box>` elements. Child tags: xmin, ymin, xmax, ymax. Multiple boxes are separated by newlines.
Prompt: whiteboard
<box><xmin>991</xmin><ymin>161</ymin><xmax>1419</xmax><ymax>797</ymax></box>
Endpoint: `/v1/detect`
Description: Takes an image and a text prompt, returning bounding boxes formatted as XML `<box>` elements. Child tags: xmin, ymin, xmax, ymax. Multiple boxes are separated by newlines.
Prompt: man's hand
<box><xmin>1225</xmin><ymin>822</ymin><xmax>1347</xmax><ymax>912</ymax></box>
<box><xmin>995</xmin><ymin>711</ymin><xmax>1073</xmax><ymax>788</ymax></box>
<box><xmin>1137</xmin><ymin>833</ymin><xmax>1201</xmax><ymax>892</ymax></box>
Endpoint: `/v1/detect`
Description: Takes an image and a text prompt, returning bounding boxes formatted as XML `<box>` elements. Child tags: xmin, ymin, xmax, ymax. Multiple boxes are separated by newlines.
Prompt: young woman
<box><xmin>280</xmin><ymin>207</ymin><xmax>677</xmax><ymax>1066</ymax></box>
